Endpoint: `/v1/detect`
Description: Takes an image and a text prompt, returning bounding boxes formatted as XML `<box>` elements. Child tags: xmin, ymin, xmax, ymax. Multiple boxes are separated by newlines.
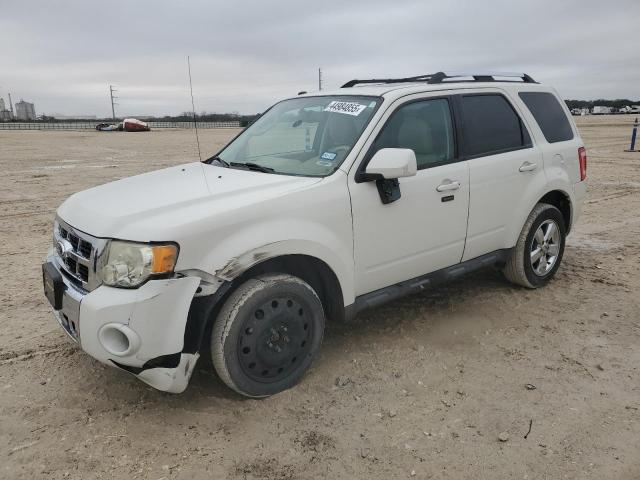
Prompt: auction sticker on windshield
<box><xmin>324</xmin><ymin>101</ymin><xmax>367</xmax><ymax>116</ymax></box>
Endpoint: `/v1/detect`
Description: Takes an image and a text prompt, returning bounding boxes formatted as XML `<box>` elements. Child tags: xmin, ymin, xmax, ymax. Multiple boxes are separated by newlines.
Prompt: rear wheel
<box><xmin>503</xmin><ymin>203</ymin><xmax>566</xmax><ymax>288</ymax></box>
<box><xmin>211</xmin><ymin>273</ymin><xmax>325</xmax><ymax>397</ymax></box>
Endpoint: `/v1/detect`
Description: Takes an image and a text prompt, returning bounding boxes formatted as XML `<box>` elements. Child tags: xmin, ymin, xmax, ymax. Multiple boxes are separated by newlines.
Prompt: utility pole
<box><xmin>109</xmin><ymin>85</ymin><xmax>118</xmax><ymax>121</ymax></box>
<box><xmin>318</xmin><ymin>68</ymin><xmax>322</xmax><ymax>91</ymax></box>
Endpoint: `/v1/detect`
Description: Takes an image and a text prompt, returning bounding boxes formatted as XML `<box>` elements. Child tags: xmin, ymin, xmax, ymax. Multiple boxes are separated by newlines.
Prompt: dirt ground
<box><xmin>1</xmin><ymin>117</ymin><xmax>639</xmax><ymax>479</ymax></box>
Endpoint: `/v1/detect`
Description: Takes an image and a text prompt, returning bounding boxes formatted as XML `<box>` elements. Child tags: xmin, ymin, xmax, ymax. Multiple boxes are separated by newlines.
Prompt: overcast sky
<box><xmin>1</xmin><ymin>0</ymin><xmax>638</xmax><ymax>117</ymax></box>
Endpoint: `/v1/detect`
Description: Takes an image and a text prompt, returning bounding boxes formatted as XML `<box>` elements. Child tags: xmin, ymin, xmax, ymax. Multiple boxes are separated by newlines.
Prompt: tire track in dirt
<box><xmin>0</xmin><ymin>344</ymin><xmax>74</xmax><ymax>366</ymax></box>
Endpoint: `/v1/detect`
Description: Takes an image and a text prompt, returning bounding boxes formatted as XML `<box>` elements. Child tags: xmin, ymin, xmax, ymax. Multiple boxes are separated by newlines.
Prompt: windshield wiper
<box><xmin>230</xmin><ymin>162</ymin><xmax>275</xmax><ymax>173</ymax></box>
<box><xmin>207</xmin><ymin>155</ymin><xmax>230</xmax><ymax>168</ymax></box>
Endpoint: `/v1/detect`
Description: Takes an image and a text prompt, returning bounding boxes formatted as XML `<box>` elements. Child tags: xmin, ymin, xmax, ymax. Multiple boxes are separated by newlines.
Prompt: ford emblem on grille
<box><xmin>56</xmin><ymin>239</ymin><xmax>72</xmax><ymax>259</ymax></box>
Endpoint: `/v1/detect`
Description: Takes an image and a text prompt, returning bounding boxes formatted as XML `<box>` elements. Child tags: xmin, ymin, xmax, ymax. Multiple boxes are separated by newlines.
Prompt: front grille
<box><xmin>59</xmin><ymin>226</ymin><xmax>93</xmax><ymax>259</ymax></box>
<box><xmin>79</xmin><ymin>241</ymin><xmax>92</xmax><ymax>258</ymax></box>
<box><xmin>65</xmin><ymin>256</ymin><xmax>77</xmax><ymax>272</ymax></box>
<box><xmin>53</xmin><ymin>219</ymin><xmax>106</xmax><ymax>291</ymax></box>
<box><xmin>78</xmin><ymin>264</ymin><xmax>89</xmax><ymax>282</ymax></box>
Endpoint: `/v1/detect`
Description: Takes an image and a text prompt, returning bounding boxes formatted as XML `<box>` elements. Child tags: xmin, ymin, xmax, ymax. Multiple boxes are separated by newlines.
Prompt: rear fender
<box><xmin>507</xmin><ymin>180</ymin><xmax>574</xmax><ymax>246</ymax></box>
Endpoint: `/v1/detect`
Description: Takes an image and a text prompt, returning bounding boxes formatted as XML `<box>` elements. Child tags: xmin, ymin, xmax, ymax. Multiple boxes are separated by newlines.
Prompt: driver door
<box><xmin>349</xmin><ymin>95</ymin><xmax>470</xmax><ymax>295</ymax></box>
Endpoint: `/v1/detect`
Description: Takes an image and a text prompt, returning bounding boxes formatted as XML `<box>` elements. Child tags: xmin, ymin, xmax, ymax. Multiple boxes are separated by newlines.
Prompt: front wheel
<box><xmin>210</xmin><ymin>273</ymin><xmax>325</xmax><ymax>398</ymax></box>
<box><xmin>503</xmin><ymin>203</ymin><xmax>566</xmax><ymax>288</ymax></box>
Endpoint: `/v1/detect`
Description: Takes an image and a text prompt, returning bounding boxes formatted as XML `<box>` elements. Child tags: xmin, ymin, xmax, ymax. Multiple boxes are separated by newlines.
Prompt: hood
<box><xmin>58</xmin><ymin>162</ymin><xmax>320</xmax><ymax>240</ymax></box>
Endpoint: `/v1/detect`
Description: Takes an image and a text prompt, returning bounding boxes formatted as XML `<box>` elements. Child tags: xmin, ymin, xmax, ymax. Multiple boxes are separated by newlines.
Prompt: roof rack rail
<box><xmin>341</xmin><ymin>71</ymin><xmax>537</xmax><ymax>88</ymax></box>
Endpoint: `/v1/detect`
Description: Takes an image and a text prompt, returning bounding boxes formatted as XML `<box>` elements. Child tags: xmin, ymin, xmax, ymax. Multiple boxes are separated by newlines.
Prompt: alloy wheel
<box><xmin>530</xmin><ymin>219</ymin><xmax>561</xmax><ymax>276</ymax></box>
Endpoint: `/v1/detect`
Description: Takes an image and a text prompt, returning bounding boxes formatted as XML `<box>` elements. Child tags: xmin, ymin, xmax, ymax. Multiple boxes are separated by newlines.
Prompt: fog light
<box><xmin>98</xmin><ymin>323</ymin><xmax>140</xmax><ymax>357</ymax></box>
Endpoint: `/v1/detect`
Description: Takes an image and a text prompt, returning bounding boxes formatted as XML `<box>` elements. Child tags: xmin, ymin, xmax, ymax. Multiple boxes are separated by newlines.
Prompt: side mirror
<box><xmin>362</xmin><ymin>148</ymin><xmax>417</xmax><ymax>205</ymax></box>
<box><xmin>365</xmin><ymin>148</ymin><xmax>417</xmax><ymax>180</ymax></box>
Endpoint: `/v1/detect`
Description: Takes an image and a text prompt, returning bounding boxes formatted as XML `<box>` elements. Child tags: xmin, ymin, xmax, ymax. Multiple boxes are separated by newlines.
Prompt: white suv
<box><xmin>42</xmin><ymin>72</ymin><xmax>587</xmax><ymax>397</ymax></box>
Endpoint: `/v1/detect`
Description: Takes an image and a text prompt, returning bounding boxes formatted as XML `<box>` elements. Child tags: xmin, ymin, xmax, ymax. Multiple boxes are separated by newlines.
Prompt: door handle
<box><xmin>436</xmin><ymin>179</ymin><xmax>461</xmax><ymax>192</ymax></box>
<box><xmin>519</xmin><ymin>161</ymin><xmax>537</xmax><ymax>172</ymax></box>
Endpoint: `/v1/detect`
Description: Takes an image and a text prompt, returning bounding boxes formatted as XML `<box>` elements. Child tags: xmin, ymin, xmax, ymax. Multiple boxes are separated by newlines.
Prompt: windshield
<box><xmin>212</xmin><ymin>95</ymin><xmax>382</xmax><ymax>177</ymax></box>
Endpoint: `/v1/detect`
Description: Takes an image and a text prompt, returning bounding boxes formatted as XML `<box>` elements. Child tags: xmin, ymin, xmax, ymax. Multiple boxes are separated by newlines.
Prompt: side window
<box><xmin>460</xmin><ymin>94</ymin><xmax>531</xmax><ymax>158</ymax></box>
<box><xmin>372</xmin><ymin>98</ymin><xmax>455</xmax><ymax>169</ymax></box>
<box><xmin>519</xmin><ymin>92</ymin><xmax>574</xmax><ymax>143</ymax></box>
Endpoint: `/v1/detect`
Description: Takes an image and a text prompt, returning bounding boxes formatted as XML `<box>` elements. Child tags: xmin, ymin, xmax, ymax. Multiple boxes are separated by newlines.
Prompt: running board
<box><xmin>347</xmin><ymin>249</ymin><xmax>511</xmax><ymax>319</ymax></box>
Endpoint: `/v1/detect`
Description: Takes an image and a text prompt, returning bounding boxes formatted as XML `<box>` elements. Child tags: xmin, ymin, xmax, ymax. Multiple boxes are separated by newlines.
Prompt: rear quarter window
<box><xmin>519</xmin><ymin>92</ymin><xmax>574</xmax><ymax>143</ymax></box>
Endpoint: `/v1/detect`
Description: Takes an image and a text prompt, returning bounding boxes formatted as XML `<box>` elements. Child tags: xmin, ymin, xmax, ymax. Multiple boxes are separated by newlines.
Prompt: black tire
<box><xmin>210</xmin><ymin>273</ymin><xmax>325</xmax><ymax>398</ymax></box>
<box><xmin>503</xmin><ymin>203</ymin><xmax>566</xmax><ymax>288</ymax></box>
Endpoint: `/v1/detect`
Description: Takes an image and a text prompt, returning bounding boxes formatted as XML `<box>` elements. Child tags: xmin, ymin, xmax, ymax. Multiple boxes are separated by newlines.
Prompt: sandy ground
<box><xmin>0</xmin><ymin>117</ymin><xmax>639</xmax><ymax>479</ymax></box>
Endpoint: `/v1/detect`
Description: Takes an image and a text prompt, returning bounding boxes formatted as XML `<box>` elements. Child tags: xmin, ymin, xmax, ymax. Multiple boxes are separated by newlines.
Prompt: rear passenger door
<box><xmin>455</xmin><ymin>90</ymin><xmax>544</xmax><ymax>261</ymax></box>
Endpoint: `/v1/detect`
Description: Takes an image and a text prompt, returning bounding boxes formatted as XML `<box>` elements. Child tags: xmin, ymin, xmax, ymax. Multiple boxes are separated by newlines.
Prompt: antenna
<box><xmin>187</xmin><ymin>56</ymin><xmax>202</xmax><ymax>162</ymax></box>
<box><xmin>318</xmin><ymin>68</ymin><xmax>323</xmax><ymax>91</ymax></box>
<box><xmin>109</xmin><ymin>85</ymin><xmax>118</xmax><ymax>121</ymax></box>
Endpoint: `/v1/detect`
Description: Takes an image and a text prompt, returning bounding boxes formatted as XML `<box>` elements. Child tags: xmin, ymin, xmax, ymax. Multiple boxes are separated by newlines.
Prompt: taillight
<box><xmin>578</xmin><ymin>147</ymin><xmax>587</xmax><ymax>181</ymax></box>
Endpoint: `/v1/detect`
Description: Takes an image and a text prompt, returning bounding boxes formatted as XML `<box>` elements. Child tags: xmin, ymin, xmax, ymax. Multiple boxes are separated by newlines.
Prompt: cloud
<box><xmin>1</xmin><ymin>0</ymin><xmax>638</xmax><ymax>116</ymax></box>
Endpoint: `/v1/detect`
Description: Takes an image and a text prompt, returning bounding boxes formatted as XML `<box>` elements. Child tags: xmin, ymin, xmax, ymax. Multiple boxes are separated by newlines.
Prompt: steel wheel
<box><xmin>211</xmin><ymin>274</ymin><xmax>325</xmax><ymax>397</ymax></box>
<box><xmin>238</xmin><ymin>296</ymin><xmax>313</xmax><ymax>383</ymax></box>
<box><xmin>530</xmin><ymin>219</ymin><xmax>561</xmax><ymax>276</ymax></box>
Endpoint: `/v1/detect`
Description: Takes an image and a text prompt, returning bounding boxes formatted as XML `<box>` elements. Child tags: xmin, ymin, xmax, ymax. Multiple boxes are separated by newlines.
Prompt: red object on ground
<box><xmin>123</xmin><ymin>118</ymin><xmax>150</xmax><ymax>132</ymax></box>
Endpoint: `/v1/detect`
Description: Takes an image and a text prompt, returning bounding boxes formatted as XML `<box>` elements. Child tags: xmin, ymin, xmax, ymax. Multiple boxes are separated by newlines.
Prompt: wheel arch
<box><xmin>538</xmin><ymin>189</ymin><xmax>572</xmax><ymax>234</ymax></box>
<box><xmin>233</xmin><ymin>254</ymin><xmax>346</xmax><ymax>324</ymax></box>
<box><xmin>504</xmin><ymin>185</ymin><xmax>573</xmax><ymax>248</ymax></box>
<box><xmin>185</xmin><ymin>252</ymin><xmax>347</xmax><ymax>361</ymax></box>
<box><xmin>209</xmin><ymin>239</ymin><xmax>352</xmax><ymax>306</ymax></box>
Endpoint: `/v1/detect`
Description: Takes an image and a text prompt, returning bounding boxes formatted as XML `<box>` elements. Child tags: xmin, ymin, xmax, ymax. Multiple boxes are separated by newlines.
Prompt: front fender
<box><xmin>206</xmin><ymin>236</ymin><xmax>354</xmax><ymax>307</ymax></box>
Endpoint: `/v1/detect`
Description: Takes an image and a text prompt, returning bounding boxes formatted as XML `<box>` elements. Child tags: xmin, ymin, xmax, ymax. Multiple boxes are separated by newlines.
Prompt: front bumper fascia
<box><xmin>44</xmin><ymin>249</ymin><xmax>211</xmax><ymax>393</ymax></box>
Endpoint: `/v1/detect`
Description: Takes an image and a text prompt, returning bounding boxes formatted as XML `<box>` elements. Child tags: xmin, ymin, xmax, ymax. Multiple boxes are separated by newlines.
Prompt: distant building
<box><xmin>15</xmin><ymin>99</ymin><xmax>36</xmax><ymax>120</ymax></box>
<box><xmin>0</xmin><ymin>97</ymin><xmax>12</xmax><ymax>121</ymax></box>
<box><xmin>592</xmin><ymin>106</ymin><xmax>612</xmax><ymax>115</ymax></box>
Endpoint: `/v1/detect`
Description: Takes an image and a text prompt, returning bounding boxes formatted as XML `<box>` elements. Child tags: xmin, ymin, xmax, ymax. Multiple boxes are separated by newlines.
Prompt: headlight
<box><xmin>99</xmin><ymin>240</ymin><xmax>178</xmax><ymax>288</ymax></box>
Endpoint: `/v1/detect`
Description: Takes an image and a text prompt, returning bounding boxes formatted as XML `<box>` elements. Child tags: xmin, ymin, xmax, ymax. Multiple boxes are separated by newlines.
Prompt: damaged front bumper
<box><xmin>43</xmin><ymin>250</ymin><xmax>219</xmax><ymax>393</ymax></box>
